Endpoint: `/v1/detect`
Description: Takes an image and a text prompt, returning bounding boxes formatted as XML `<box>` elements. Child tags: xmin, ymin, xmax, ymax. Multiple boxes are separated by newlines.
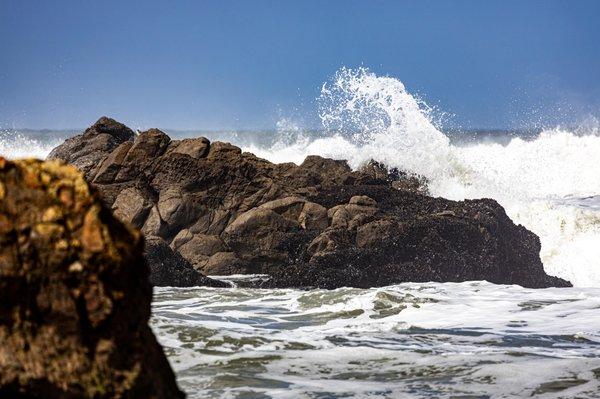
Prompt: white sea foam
<box><xmin>245</xmin><ymin>67</ymin><xmax>600</xmax><ymax>287</ymax></box>
<box><xmin>152</xmin><ymin>282</ymin><xmax>600</xmax><ymax>398</ymax></box>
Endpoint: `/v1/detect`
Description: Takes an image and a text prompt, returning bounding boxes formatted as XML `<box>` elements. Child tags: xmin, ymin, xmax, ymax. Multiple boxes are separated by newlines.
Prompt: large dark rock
<box><xmin>48</xmin><ymin>118</ymin><xmax>572</xmax><ymax>289</ymax></box>
<box><xmin>0</xmin><ymin>158</ymin><xmax>184</xmax><ymax>398</ymax></box>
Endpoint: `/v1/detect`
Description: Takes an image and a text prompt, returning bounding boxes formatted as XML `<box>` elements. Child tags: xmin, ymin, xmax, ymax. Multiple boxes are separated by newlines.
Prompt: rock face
<box><xmin>0</xmin><ymin>158</ymin><xmax>184</xmax><ymax>398</ymax></box>
<box><xmin>48</xmin><ymin>117</ymin><xmax>571</xmax><ymax>289</ymax></box>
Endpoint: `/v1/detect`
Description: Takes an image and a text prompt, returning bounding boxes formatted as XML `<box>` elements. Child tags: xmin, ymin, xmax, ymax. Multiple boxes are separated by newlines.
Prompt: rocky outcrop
<box><xmin>0</xmin><ymin>158</ymin><xmax>184</xmax><ymax>398</ymax></box>
<box><xmin>48</xmin><ymin>117</ymin><xmax>571</xmax><ymax>289</ymax></box>
<box><xmin>47</xmin><ymin>116</ymin><xmax>136</xmax><ymax>177</ymax></box>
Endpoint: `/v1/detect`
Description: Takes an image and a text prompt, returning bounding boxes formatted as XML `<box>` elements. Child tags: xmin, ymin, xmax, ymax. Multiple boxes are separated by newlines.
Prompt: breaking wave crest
<box><xmin>246</xmin><ymin>67</ymin><xmax>600</xmax><ymax>287</ymax></box>
<box><xmin>2</xmin><ymin>68</ymin><xmax>597</xmax><ymax>286</ymax></box>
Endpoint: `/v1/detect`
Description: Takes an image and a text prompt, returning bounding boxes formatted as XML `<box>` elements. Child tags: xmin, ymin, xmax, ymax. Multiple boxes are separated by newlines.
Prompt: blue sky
<box><xmin>1</xmin><ymin>0</ymin><xmax>599</xmax><ymax>130</ymax></box>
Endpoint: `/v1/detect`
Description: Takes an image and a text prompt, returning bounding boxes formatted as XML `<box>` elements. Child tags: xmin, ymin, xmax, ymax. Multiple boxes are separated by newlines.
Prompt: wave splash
<box><xmin>0</xmin><ymin>130</ymin><xmax>65</xmax><ymax>159</ymax></box>
<box><xmin>247</xmin><ymin>68</ymin><xmax>600</xmax><ymax>287</ymax></box>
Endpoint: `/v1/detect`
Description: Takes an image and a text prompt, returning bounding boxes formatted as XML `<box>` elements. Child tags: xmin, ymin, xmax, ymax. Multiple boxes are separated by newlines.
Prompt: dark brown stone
<box><xmin>47</xmin><ymin>116</ymin><xmax>134</xmax><ymax>176</ymax></box>
<box><xmin>170</xmin><ymin>137</ymin><xmax>210</xmax><ymax>159</ymax></box>
<box><xmin>112</xmin><ymin>187</ymin><xmax>152</xmax><ymax>228</ymax></box>
<box><xmin>93</xmin><ymin>141</ymin><xmax>133</xmax><ymax>184</ymax></box>
<box><xmin>0</xmin><ymin>158</ymin><xmax>184</xmax><ymax>398</ymax></box>
<box><xmin>47</xmin><ymin>118</ymin><xmax>572</xmax><ymax>289</ymax></box>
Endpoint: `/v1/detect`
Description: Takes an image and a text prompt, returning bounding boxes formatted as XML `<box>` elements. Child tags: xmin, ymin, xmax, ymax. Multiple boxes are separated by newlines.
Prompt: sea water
<box><xmin>152</xmin><ymin>281</ymin><xmax>600</xmax><ymax>398</ymax></box>
<box><xmin>2</xmin><ymin>67</ymin><xmax>600</xmax><ymax>398</ymax></box>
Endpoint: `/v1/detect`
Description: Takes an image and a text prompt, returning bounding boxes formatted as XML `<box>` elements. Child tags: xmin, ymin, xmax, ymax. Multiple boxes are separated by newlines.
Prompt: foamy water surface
<box><xmin>152</xmin><ymin>281</ymin><xmax>600</xmax><ymax>398</ymax></box>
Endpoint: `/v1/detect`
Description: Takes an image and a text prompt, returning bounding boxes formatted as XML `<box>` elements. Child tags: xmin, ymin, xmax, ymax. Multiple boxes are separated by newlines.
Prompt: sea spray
<box><xmin>2</xmin><ymin>68</ymin><xmax>598</xmax><ymax>287</ymax></box>
<box><xmin>0</xmin><ymin>129</ymin><xmax>65</xmax><ymax>159</ymax></box>
<box><xmin>246</xmin><ymin>68</ymin><xmax>600</xmax><ymax>287</ymax></box>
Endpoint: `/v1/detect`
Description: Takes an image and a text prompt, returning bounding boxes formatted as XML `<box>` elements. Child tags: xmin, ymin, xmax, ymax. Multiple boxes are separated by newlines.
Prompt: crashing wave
<box><xmin>246</xmin><ymin>68</ymin><xmax>600</xmax><ymax>287</ymax></box>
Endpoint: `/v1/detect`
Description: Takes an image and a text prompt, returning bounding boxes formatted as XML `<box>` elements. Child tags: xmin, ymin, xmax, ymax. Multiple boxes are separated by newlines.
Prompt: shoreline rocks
<box><xmin>48</xmin><ymin>117</ymin><xmax>571</xmax><ymax>289</ymax></box>
<box><xmin>0</xmin><ymin>158</ymin><xmax>184</xmax><ymax>398</ymax></box>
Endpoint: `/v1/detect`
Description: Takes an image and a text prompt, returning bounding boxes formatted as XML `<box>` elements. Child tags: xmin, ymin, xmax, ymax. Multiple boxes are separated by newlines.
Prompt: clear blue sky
<box><xmin>1</xmin><ymin>0</ymin><xmax>599</xmax><ymax>130</ymax></box>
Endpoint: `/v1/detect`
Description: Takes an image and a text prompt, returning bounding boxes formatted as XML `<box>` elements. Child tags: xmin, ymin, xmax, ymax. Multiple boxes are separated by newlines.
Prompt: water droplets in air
<box><xmin>246</xmin><ymin>67</ymin><xmax>600</xmax><ymax>287</ymax></box>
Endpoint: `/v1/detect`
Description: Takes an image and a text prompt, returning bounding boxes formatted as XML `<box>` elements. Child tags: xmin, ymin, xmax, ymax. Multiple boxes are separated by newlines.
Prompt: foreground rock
<box><xmin>0</xmin><ymin>158</ymin><xmax>184</xmax><ymax>398</ymax></box>
<box><xmin>48</xmin><ymin>117</ymin><xmax>571</xmax><ymax>289</ymax></box>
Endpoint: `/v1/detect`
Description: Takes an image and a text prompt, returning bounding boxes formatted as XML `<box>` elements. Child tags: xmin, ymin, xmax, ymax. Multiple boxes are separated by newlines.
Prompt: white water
<box><xmin>0</xmin><ymin>130</ymin><xmax>65</xmax><ymax>159</ymax></box>
<box><xmin>245</xmin><ymin>67</ymin><xmax>600</xmax><ymax>287</ymax></box>
<box><xmin>152</xmin><ymin>281</ymin><xmax>600</xmax><ymax>398</ymax></box>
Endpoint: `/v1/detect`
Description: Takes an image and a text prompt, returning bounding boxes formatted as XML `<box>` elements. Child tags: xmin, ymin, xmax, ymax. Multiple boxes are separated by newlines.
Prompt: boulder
<box><xmin>203</xmin><ymin>252</ymin><xmax>249</xmax><ymax>275</ymax></box>
<box><xmin>156</xmin><ymin>186</ymin><xmax>201</xmax><ymax>237</ymax></box>
<box><xmin>170</xmin><ymin>137</ymin><xmax>210</xmax><ymax>159</ymax></box>
<box><xmin>222</xmin><ymin>207</ymin><xmax>302</xmax><ymax>269</ymax></box>
<box><xmin>349</xmin><ymin>195</ymin><xmax>377</xmax><ymax>207</ymax></box>
<box><xmin>93</xmin><ymin>141</ymin><xmax>133</xmax><ymax>184</ymax></box>
<box><xmin>47</xmin><ymin>118</ymin><xmax>572</xmax><ymax>289</ymax></box>
<box><xmin>257</xmin><ymin>196</ymin><xmax>328</xmax><ymax>230</ymax></box>
<box><xmin>141</xmin><ymin>205</ymin><xmax>168</xmax><ymax>238</ymax></box>
<box><xmin>47</xmin><ymin>116</ymin><xmax>134</xmax><ymax>176</ymax></box>
<box><xmin>298</xmin><ymin>201</ymin><xmax>328</xmax><ymax>230</ymax></box>
<box><xmin>206</xmin><ymin>141</ymin><xmax>242</xmax><ymax>158</ymax></box>
<box><xmin>171</xmin><ymin>231</ymin><xmax>226</xmax><ymax>271</ymax></box>
<box><xmin>224</xmin><ymin>207</ymin><xmax>299</xmax><ymax>237</ymax></box>
<box><xmin>0</xmin><ymin>158</ymin><xmax>184</xmax><ymax>398</ymax></box>
<box><xmin>125</xmin><ymin>128</ymin><xmax>170</xmax><ymax>162</ymax></box>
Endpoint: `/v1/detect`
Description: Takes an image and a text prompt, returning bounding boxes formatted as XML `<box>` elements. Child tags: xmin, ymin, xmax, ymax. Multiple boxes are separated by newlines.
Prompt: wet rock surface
<box><xmin>0</xmin><ymin>158</ymin><xmax>184</xmax><ymax>398</ymax></box>
<box><xmin>48</xmin><ymin>117</ymin><xmax>571</xmax><ymax>289</ymax></box>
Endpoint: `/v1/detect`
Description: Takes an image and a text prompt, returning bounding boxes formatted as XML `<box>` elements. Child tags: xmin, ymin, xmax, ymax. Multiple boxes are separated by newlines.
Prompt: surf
<box><xmin>245</xmin><ymin>67</ymin><xmax>600</xmax><ymax>287</ymax></box>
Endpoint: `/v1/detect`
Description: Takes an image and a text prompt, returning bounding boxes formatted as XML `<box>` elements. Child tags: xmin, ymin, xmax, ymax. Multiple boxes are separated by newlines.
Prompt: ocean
<box><xmin>2</xmin><ymin>68</ymin><xmax>599</xmax><ymax>398</ymax></box>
